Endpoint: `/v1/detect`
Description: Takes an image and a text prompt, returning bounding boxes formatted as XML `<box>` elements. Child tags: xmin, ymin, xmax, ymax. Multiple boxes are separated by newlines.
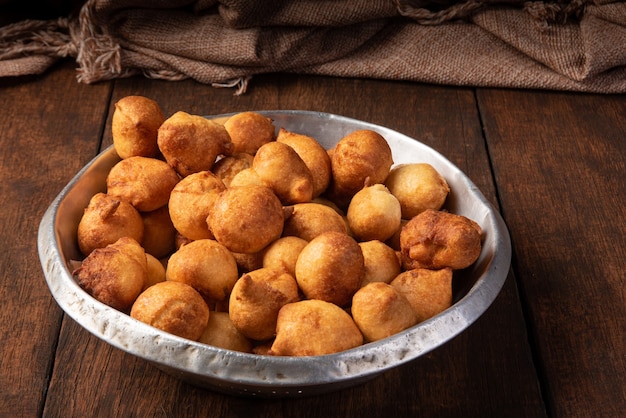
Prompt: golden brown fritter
<box><xmin>198</xmin><ymin>311</ymin><xmax>253</xmax><ymax>353</ymax></box>
<box><xmin>351</xmin><ymin>282</ymin><xmax>418</xmax><ymax>342</ymax></box>
<box><xmin>328</xmin><ymin>129</ymin><xmax>393</xmax><ymax>208</ymax></box>
<box><xmin>252</xmin><ymin>141</ymin><xmax>315</xmax><ymax>205</ymax></box>
<box><xmin>346</xmin><ymin>184</ymin><xmax>401</xmax><ymax>242</ymax></box>
<box><xmin>223</xmin><ymin>111</ymin><xmax>275</xmax><ymax>155</ymax></box>
<box><xmin>208</xmin><ymin>185</ymin><xmax>284</xmax><ymax>254</ymax></box>
<box><xmin>400</xmin><ymin>209</ymin><xmax>482</xmax><ymax>270</ymax></box>
<box><xmin>358</xmin><ymin>240</ymin><xmax>402</xmax><ymax>287</ymax></box>
<box><xmin>112</xmin><ymin>95</ymin><xmax>165</xmax><ymax>159</ymax></box>
<box><xmin>157</xmin><ymin>111</ymin><xmax>233</xmax><ymax>177</ymax></box>
<box><xmin>295</xmin><ymin>231</ymin><xmax>364</xmax><ymax>307</ymax></box>
<box><xmin>390</xmin><ymin>267</ymin><xmax>453</xmax><ymax>323</ymax></box>
<box><xmin>77</xmin><ymin>192</ymin><xmax>144</xmax><ymax>256</ymax></box>
<box><xmin>229</xmin><ymin>267</ymin><xmax>300</xmax><ymax>341</ymax></box>
<box><xmin>74</xmin><ymin>237</ymin><xmax>148</xmax><ymax>312</ymax></box>
<box><xmin>140</xmin><ymin>205</ymin><xmax>177</xmax><ymax>259</ymax></box>
<box><xmin>385</xmin><ymin>163</ymin><xmax>450</xmax><ymax>219</ymax></box>
<box><xmin>106</xmin><ymin>156</ymin><xmax>179</xmax><ymax>212</ymax></box>
<box><xmin>130</xmin><ymin>280</ymin><xmax>209</xmax><ymax>341</ymax></box>
<box><xmin>269</xmin><ymin>300</ymin><xmax>363</xmax><ymax>356</ymax></box>
<box><xmin>276</xmin><ymin>128</ymin><xmax>331</xmax><ymax>197</ymax></box>
<box><xmin>168</xmin><ymin>170</ymin><xmax>226</xmax><ymax>241</ymax></box>
<box><xmin>282</xmin><ymin>202</ymin><xmax>347</xmax><ymax>242</ymax></box>
<box><xmin>166</xmin><ymin>239</ymin><xmax>239</xmax><ymax>303</ymax></box>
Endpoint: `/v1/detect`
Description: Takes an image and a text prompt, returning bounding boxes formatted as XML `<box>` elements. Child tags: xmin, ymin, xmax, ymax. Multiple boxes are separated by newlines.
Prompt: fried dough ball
<box><xmin>400</xmin><ymin>209</ymin><xmax>482</xmax><ymax>270</ymax></box>
<box><xmin>231</xmin><ymin>250</ymin><xmax>264</xmax><ymax>273</ymax></box>
<box><xmin>269</xmin><ymin>300</ymin><xmax>363</xmax><ymax>356</ymax></box>
<box><xmin>385</xmin><ymin>163</ymin><xmax>450</xmax><ymax>219</ymax></box>
<box><xmin>141</xmin><ymin>205</ymin><xmax>176</xmax><ymax>259</ymax></box>
<box><xmin>386</xmin><ymin>219</ymin><xmax>407</xmax><ymax>251</ymax></box>
<box><xmin>223</xmin><ymin>111</ymin><xmax>275</xmax><ymax>155</ymax></box>
<box><xmin>208</xmin><ymin>185</ymin><xmax>284</xmax><ymax>254</ymax></box>
<box><xmin>74</xmin><ymin>237</ymin><xmax>147</xmax><ymax>312</ymax></box>
<box><xmin>229</xmin><ymin>267</ymin><xmax>300</xmax><ymax>341</ymax></box>
<box><xmin>390</xmin><ymin>267</ymin><xmax>453</xmax><ymax>323</ymax></box>
<box><xmin>295</xmin><ymin>231</ymin><xmax>364</xmax><ymax>307</ymax></box>
<box><xmin>198</xmin><ymin>311</ymin><xmax>253</xmax><ymax>353</ymax></box>
<box><xmin>347</xmin><ymin>184</ymin><xmax>401</xmax><ymax>242</ymax></box>
<box><xmin>130</xmin><ymin>281</ymin><xmax>209</xmax><ymax>341</ymax></box>
<box><xmin>112</xmin><ymin>95</ymin><xmax>165</xmax><ymax>159</ymax></box>
<box><xmin>144</xmin><ymin>253</ymin><xmax>166</xmax><ymax>290</ymax></box>
<box><xmin>106</xmin><ymin>156</ymin><xmax>179</xmax><ymax>212</ymax></box>
<box><xmin>168</xmin><ymin>171</ymin><xmax>226</xmax><ymax>241</ymax></box>
<box><xmin>359</xmin><ymin>240</ymin><xmax>402</xmax><ymax>287</ymax></box>
<box><xmin>157</xmin><ymin>111</ymin><xmax>233</xmax><ymax>177</ymax></box>
<box><xmin>211</xmin><ymin>153</ymin><xmax>254</xmax><ymax>187</ymax></box>
<box><xmin>228</xmin><ymin>167</ymin><xmax>264</xmax><ymax>188</ymax></box>
<box><xmin>166</xmin><ymin>239</ymin><xmax>239</xmax><ymax>303</ymax></box>
<box><xmin>252</xmin><ymin>141</ymin><xmax>314</xmax><ymax>205</ymax></box>
<box><xmin>351</xmin><ymin>282</ymin><xmax>418</xmax><ymax>342</ymax></box>
<box><xmin>262</xmin><ymin>236</ymin><xmax>308</xmax><ymax>277</ymax></box>
<box><xmin>276</xmin><ymin>128</ymin><xmax>331</xmax><ymax>197</ymax></box>
<box><xmin>329</xmin><ymin>129</ymin><xmax>393</xmax><ymax>207</ymax></box>
<box><xmin>77</xmin><ymin>192</ymin><xmax>144</xmax><ymax>256</ymax></box>
<box><xmin>282</xmin><ymin>202</ymin><xmax>347</xmax><ymax>241</ymax></box>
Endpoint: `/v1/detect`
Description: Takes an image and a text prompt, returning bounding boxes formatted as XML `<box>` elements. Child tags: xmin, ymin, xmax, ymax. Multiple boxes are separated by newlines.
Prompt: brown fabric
<box><xmin>1</xmin><ymin>0</ymin><xmax>625</xmax><ymax>93</ymax></box>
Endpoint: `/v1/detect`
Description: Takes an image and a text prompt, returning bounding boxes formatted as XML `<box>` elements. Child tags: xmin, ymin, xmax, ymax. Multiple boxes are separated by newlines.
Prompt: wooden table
<box><xmin>1</xmin><ymin>59</ymin><xmax>624</xmax><ymax>417</ymax></box>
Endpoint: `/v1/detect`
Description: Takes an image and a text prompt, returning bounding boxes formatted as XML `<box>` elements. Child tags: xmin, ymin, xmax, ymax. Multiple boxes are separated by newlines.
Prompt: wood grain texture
<box><xmin>0</xmin><ymin>60</ymin><xmax>111</xmax><ymax>417</ymax></box>
<box><xmin>10</xmin><ymin>65</ymin><xmax>625</xmax><ymax>418</ymax></box>
<box><xmin>478</xmin><ymin>89</ymin><xmax>626</xmax><ymax>417</ymax></box>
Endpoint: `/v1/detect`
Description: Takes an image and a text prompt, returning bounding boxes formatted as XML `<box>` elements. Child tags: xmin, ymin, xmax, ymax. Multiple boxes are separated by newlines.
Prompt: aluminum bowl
<box><xmin>38</xmin><ymin>110</ymin><xmax>511</xmax><ymax>397</ymax></box>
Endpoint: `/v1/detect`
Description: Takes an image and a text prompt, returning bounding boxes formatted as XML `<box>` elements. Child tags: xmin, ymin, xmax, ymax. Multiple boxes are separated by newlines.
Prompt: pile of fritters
<box><xmin>73</xmin><ymin>96</ymin><xmax>483</xmax><ymax>356</ymax></box>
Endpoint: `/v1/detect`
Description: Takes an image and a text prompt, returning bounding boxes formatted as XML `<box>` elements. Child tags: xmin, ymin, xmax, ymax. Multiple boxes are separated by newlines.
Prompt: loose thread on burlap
<box><xmin>0</xmin><ymin>18</ymin><xmax>76</xmax><ymax>61</ymax></box>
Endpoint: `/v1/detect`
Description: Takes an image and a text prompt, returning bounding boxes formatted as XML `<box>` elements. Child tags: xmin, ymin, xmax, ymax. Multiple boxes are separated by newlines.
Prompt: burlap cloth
<box><xmin>1</xmin><ymin>0</ymin><xmax>625</xmax><ymax>94</ymax></box>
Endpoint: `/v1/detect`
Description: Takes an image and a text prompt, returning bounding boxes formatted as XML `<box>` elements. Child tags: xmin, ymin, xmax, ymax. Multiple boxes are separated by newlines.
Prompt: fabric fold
<box><xmin>0</xmin><ymin>0</ymin><xmax>625</xmax><ymax>94</ymax></box>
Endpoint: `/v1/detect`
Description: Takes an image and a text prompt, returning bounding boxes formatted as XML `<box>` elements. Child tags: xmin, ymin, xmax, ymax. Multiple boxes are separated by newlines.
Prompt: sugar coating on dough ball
<box><xmin>198</xmin><ymin>311</ymin><xmax>253</xmax><ymax>353</ymax></box>
<box><xmin>351</xmin><ymin>282</ymin><xmax>418</xmax><ymax>342</ymax></box>
<box><xmin>347</xmin><ymin>184</ymin><xmax>401</xmax><ymax>242</ymax></box>
<box><xmin>269</xmin><ymin>299</ymin><xmax>363</xmax><ymax>356</ymax></box>
<box><xmin>276</xmin><ymin>128</ymin><xmax>331</xmax><ymax>198</ymax></box>
<box><xmin>253</xmin><ymin>141</ymin><xmax>314</xmax><ymax>205</ymax></box>
<box><xmin>329</xmin><ymin>129</ymin><xmax>393</xmax><ymax>207</ymax></box>
<box><xmin>385</xmin><ymin>163</ymin><xmax>450</xmax><ymax>219</ymax></box>
<box><xmin>400</xmin><ymin>209</ymin><xmax>482</xmax><ymax>270</ymax></box>
<box><xmin>229</xmin><ymin>267</ymin><xmax>300</xmax><ymax>341</ymax></box>
<box><xmin>106</xmin><ymin>156</ymin><xmax>179</xmax><ymax>212</ymax></box>
<box><xmin>166</xmin><ymin>239</ymin><xmax>239</xmax><ymax>303</ymax></box>
<box><xmin>282</xmin><ymin>202</ymin><xmax>347</xmax><ymax>242</ymax></box>
<box><xmin>223</xmin><ymin>111</ymin><xmax>275</xmax><ymax>155</ymax></box>
<box><xmin>208</xmin><ymin>185</ymin><xmax>284</xmax><ymax>254</ymax></box>
<box><xmin>295</xmin><ymin>231</ymin><xmax>364</xmax><ymax>307</ymax></box>
<box><xmin>112</xmin><ymin>95</ymin><xmax>165</xmax><ymax>159</ymax></box>
<box><xmin>131</xmin><ymin>281</ymin><xmax>209</xmax><ymax>341</ymax></box>
<box><xmin>358</xmin><ymin>240</ymin><xmax>401</xmax><ymax>287</ymax></box>
<box><xmin>168</xmin><ymin>171</ymin><xmax>226</xmax><ymax>241</ymax></box>
<box><xmin>77</xmin><ymin>192</ymin><xmax>144</xmax><ymax>256</ymax></box>
<box><xmin>74</xmin><ymin>237</ymin><xmax>148</xmax><ymax>312</ymax></box>
<box><xmin>390</xmin><ymin>267</ymin><xmax>453</xmax><ymax>323</ymax></box>
<box><xmin>157</xmin><ymin>111</ymin><xmax>233</xmax><ymax>177</ymax></box>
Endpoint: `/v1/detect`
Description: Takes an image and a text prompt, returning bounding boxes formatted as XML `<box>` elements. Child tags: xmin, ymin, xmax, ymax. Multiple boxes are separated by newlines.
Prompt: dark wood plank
<box><xmin>478</xmin><ymin>89</ymin><xmax>626</xmax><ymax>417</ymax></box>
<box><xmin>42</xmin><ymin>73</ymin><xmax>546</xmax><ymax>417</ymax></box>
<box><xmin>0</xmin><ymin>60</ymin><xmax>112</xmax><ymax>417</ymax></box>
